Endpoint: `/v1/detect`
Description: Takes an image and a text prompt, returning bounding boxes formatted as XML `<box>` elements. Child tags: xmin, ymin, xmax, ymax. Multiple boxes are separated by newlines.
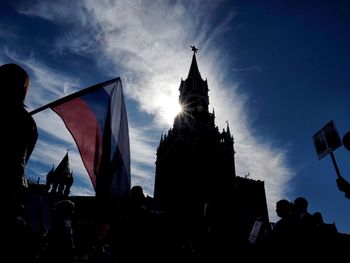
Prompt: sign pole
<box><xmin>330</xmin><ymin>151</ymin><xmax>342</xmax><ymax>178</ymax></box>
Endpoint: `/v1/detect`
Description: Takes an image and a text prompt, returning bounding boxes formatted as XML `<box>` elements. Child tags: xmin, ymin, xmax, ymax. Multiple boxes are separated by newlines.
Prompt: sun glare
<box><xmin>156</xmin><ymin>94</ymin><xmax>182</xmax><ymax>125</ymax></box>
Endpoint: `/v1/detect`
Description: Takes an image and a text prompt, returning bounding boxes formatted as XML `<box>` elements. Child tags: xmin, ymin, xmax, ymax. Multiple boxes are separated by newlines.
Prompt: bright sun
<box><xmin>156</xmin><ymin>94</ymin><xmax>182</xmax><ymax>125</ymax></box>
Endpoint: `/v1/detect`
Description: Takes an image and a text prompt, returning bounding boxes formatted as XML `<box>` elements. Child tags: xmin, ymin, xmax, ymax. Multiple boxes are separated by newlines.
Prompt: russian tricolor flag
<box><xmin>32</xmin><ymin>78</ymin><xmax>131</xmax><ymax>199</ymax></box>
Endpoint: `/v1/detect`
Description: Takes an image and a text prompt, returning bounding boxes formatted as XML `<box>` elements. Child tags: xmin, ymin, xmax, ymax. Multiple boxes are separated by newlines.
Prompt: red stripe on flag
<box><xmin>53</xmin><ymin>98</ymin><xmax>103</xmax><ymax>188</ymax></box>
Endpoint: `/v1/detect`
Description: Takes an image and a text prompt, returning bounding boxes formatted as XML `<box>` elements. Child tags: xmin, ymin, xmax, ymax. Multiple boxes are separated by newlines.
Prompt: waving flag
<box><xmin>31</xmin><ymin>78</ymin><xmax>131</xmax><ymax>199</ymax></box>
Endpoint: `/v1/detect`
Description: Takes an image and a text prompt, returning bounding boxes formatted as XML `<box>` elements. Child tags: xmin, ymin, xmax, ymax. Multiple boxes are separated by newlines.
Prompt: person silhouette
<box><xmin>335</xmin><ymin>132</ymin><xmax>350</xmax><ymax>198</ymax></box>
<box><xmin>1</xmin><ymin>63</ymin><xmax>38</xmax><ymax>203</ymax></box>
<box><xmin>1</xmin><ymin>63</ymin><xmax>38</xmax><ymax>261</ymax></box>
<box><xmin>46</xmin><ymin>199</ymin><xmax>77</xmax><ymax>263</ymax></box>
<box><xmin>342</xmin><ymin>131</ymin><xmax>350</xmax><ymax>151</ymax></box>
<box><xmin>270</xmin><ymin>199</ymin><xmax>298</xmax><ymax>258</ymax></box>
<box><xmin>336</xmin><ymin>176</ymin><xmax>350</xmax><ymax>199</ymax></box>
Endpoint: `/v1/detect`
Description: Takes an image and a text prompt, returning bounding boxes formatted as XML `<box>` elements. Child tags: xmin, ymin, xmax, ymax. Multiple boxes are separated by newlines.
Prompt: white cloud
<box><xmin>2</xmin><ymin>46</ymin><xmax>81</xmax><ymax>109</ymax></box>
<box><xmin>15</xmin><ymin>0</ymin><xmax>296</xmax><ymax>221</ymax></box>
<box><xmin>71</xmin><ymin>184</ymin><xmax>95</xmax><ymax>196</ymax></box>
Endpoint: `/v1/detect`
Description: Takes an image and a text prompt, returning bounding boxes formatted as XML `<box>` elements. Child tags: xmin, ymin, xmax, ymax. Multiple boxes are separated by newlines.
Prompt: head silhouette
<box><xmin>130</xmin><ymin>185</ymin><xmax>145</xmax><ymax>204</ymax></box>
<box><xmin>276</xmin><ymin>199</ymin><xmax>292</xmax><ymax>219</ymax></box>
<box><xmin>343</xmin><ymin>131</ymin><xmax>350</xmax><ymax>151</ymax></box>
<box><xmin>0</xmin><ymin>63</ymin><xmax>29</xmax><ymax>104</ymax></box>
<box><xmin>54</xmin><ymin>199</ymin><xmax>75</xmax><ymax>217</ymax></box>
<box><xmin>293</xmin><ymin>196</ymin><xmax>308</xmax><ymax>214</ymax></box>
<box><xmin>313</xmin><ymin>212</ymin><xmax>324</xmax><ymax>225</ymax></box>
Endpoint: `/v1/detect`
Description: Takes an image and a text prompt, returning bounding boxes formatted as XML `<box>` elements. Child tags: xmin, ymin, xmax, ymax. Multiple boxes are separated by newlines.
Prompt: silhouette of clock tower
<box><xmin>154</xmin><ymin>46</ymin><xmax>236</xmax><ymax>216</ymax></box>
<box><xmin>154</xmin><ymin>47</ymin><xmax>268</xmax><ymax>246</ymax></box>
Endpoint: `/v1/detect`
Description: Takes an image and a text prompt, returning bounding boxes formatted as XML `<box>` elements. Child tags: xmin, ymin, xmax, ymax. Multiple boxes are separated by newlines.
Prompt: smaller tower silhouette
<box><xmin>46</xmin><ymin>152</ymin><xmax>74</xmax><ymax>199</ymax></box>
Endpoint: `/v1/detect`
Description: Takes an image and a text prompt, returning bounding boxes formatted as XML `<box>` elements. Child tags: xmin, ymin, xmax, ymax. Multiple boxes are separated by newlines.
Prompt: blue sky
<box><xmin>1</xmin><ymin>0</ymin><xmax>349</xmax><ymax>233</ymax></box>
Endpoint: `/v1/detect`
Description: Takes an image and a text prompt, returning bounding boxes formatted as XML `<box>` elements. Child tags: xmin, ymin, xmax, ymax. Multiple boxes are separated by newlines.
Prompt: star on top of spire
<box><xmin>190</xmin><ymin>45</ymin><xmax>198</xmax><ymax>54</ymax></box>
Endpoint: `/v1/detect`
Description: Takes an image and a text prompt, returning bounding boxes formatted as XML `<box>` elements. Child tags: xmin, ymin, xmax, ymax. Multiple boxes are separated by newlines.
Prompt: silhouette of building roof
<box><xmin>54</xmin><ymin>152</ymin><xmax>72</xmax><ymax>177</ymax></box>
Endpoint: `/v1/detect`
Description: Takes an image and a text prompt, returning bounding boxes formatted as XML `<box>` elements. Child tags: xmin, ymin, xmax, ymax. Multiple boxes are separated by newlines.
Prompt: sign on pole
<box><xmin>312</xmin><ymin>120</ymin><xmax>342</xmax><ymax>160</ymax></box>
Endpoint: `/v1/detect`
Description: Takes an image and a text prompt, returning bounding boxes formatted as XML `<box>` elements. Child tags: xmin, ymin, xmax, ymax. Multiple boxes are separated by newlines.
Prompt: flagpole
<box><xmin>29</xmin><ymin>77</ymin><xmax>121</xmax><ymax>115</ymax></box>
<box><xmin>330</xmin><ymin>151</ymin><xmax>342</xmax><ymax>178</ymax></box>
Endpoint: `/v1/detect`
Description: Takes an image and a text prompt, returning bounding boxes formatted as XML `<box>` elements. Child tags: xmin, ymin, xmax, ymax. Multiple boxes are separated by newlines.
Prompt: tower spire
<box><xmin>55</xmin><ymin>152</ymin><xmax>70</xmax><ymax>175</ymax></box>
<box><xmin>226</xmin><ymin>121</ymin><xmax>231</xmax><ymax>136</ymax></box>
<box><xmin>187</xmin><ymin>46</ymin><xmax>202</xmax><ymax>80</ymax></box>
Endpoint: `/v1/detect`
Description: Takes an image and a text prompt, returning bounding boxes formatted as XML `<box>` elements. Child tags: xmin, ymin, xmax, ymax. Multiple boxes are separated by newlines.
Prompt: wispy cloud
<box><xmin>232</xmin><ymin>65</ymin><xmax>262</xmax><ymax>72</ymax></box>
<box><xmin>14</xmin><ymin>0</ymin><xmax>295</xmax><ymax>221</ymax></box>
<box><xmin>0</xmin><ymin>30</ymin><xmax>18</xmax><ymax>41</ymax></box>
<box><xmin>71</xmin><ymin>184</ymin><xmax>95</xmax><ymax>196</ymax></box>
<box><xmin>1</xmin><ymin>46</ymin><xmax>81</xmax><ymax>109</ymax></box>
